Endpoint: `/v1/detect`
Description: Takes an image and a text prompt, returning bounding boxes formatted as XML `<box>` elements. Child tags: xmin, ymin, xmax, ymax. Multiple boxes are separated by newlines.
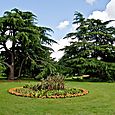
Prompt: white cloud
<box><xmin>106</xmin><ymin>0</ymin><xmax>115</xmax><ymax>18</ymax></box>
<box><xmin>70</xmin><ymin>23</ymin><xmax>80</xmax><ymax>32</ymax></box>
<box><xmin>88</xmin><ymin>0</ymin><xmax>115</xmax><ymax>27</ymax></box>
<box><xmin>51</xmin><ymin>38</ymin><xmax>78</xmax><ymax>61</ymax></box>
<box><xmin>57</xmin><ymin>20</ymin><xmax>69</xmax><ymax>30</ymax></box>
<box><xmin>88</xmin><ymin>11</ymin><xmax>109</xmax><ymax>21</ymax></box>
<box><xmin>51</xmin><ymin>38</ymin><xmax>71</xmax><ymax>61</ymax></box>
<box><xmin>85</xmin><ymin>0</ymin><xmax>96</xmax><ymax>5</ymax></box>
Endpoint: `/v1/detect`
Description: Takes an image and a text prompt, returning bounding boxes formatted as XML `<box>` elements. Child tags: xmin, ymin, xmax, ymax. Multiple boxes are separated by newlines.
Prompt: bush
<box><xmin>0</xmin><ymin>62</ymin><xmax>6</xmax><ymax>78</ymax></box>
<box><xmin>23</xmin><ymin>74</ymin><xmax>65</xmax><ymax>91</ymax></box>
<box><xmin>81</xmin><ymin>59</ymin><xmax>115</xmax><ymax>82</ymax></box>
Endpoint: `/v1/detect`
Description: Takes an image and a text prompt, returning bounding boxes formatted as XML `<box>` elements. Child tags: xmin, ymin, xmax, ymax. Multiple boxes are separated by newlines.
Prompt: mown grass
<box><xmin>0</xmin><ymin>80</ymin><xmax>115</xmax><ymax>115</ymax></box>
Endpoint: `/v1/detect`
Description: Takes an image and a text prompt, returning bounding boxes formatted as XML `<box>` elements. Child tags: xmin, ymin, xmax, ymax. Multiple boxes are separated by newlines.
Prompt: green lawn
<box><xmin>0</xmin><ymin>80</ymin><xmax>115</xmax><ymax>115</ymax></box>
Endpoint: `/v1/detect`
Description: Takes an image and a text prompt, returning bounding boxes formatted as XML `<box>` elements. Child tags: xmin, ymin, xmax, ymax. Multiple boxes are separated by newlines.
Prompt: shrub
<box><xmin>23</xmin><ymin>74</ymin><xmax>65</xmax><ymax>91</ymax></box>
<box><xmin>81</xmin><ymin>59</ymin><xmax>115</xmax><ymax>82</ymax></box>
<box><xmin>46</xmin><ymin>74</ymin><xmax>65</xmax><ymax>90</ymax></box>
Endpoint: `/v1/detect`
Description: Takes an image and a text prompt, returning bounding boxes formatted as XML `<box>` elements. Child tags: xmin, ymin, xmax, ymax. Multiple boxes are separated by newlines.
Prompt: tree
<box><xmin>59</xmin><ymin>11</ymin><xmax>115</xmax><ymax>81</ymax></box>
<box><xmin>0</xmin><ymin>8</ymin><xmax>57</xmax><ymax>80</ymax></box>
<box><xmin>0</xmin><ymin>57</ymin><xmax>6</xmax><ymax>77</ymax></box>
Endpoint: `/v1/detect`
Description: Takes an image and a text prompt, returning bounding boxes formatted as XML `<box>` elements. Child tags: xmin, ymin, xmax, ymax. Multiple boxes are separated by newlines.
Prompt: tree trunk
<box><xmin>18</xmin><ymin>59</ymin><xmax>25</xmax><ymax>78</ymax></box>
<box><xmin>4</xmin><ymin>62</ymin><xmax>15</xmax><ymax>80</ymax></box>
<box><xmin>4</xmin><ymin>52</ymin><xmax>15</xmax><ymax>80</ymax></box>
<box><xmin>3</xmin><ymin>41</ymin><xmax>15</xmax><ymax>80</ymax></box>
<box><xmin>8</xmin><ymin>65</ymin><xmax>14</xmax><ymax>80</ymax></box>
<box><xmin>9</xmin><ymin>49</ymin><xmax>15</xmax><ymax>80</ymax></box>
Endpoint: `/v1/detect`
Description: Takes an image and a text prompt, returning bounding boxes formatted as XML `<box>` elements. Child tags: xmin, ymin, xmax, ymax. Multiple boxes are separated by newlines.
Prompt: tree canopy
<box><xmin>0</xmin><ymin>8</ymin><xmax>57</xmax><ymax>80</ymax></box>
<box><xmin>59</xmin><ymin>11</ymin><xmax>115</xmax><ymax>81</ymax></box>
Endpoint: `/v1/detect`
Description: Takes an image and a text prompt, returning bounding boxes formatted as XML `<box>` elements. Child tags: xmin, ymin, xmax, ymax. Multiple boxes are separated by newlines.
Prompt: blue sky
<box><xmin>0</xmin><ymin>0</ymin><xmax>110</xmax><ymax>40</ymax></box>
<box><xmin>1</xmin><ymin>0</ymin><xmax>114</xmax><ymax>60</ymax></box>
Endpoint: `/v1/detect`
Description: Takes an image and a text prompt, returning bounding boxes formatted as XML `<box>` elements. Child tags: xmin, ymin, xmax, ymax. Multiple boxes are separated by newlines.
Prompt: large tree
<box><xmin>59</xmin><ymin>11</ymin><xmax>115</xmax><ymax>81</ymax></box>
<box><xmin>0</xmin><ymin>8</ymin><xmax>56</xmax><ymax>80</ymax></box>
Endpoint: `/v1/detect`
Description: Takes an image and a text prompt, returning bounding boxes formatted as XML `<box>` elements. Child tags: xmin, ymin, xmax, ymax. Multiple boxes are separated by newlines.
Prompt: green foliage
<box><xmin>59</xmin><ymin>11</ymin><xmax>115</xmax><ymax>81</ymax></box>
<box><xmin>0</xmin><ymin>8</ymin><xmax>57</xmax><ymax>80</ymax></box>
<box><xmin>0</xmin><ymin>57</ymin><xmax>6</xmax><ymax>77</ymax></box>
<box><xmin>24</xmin><ymin>74</ymin><xmax>65</xmax><ymax>91</ymax></box>
<box><xmin>81</xmin><ymin>59</ymin><xmax>115</xmax><ymax>81</ymax></box>
<box><xmin>0</xmin><ymin>62</ymin><xmax>6</xmax><ymax>77</ymax></box>
<box><xmin>15</xmin><ymin>87</ymin><xmax>82</xmax><ymax>98</ymax></box>
<box><xmin>45</xmin><ymin>74</ymin><xmax>65</xmax><ymax>90</ymax></box>
<box><xmin>35</xmin><ymin>58</ymin><xmax>57</xmax><ymax>80</ymax></box>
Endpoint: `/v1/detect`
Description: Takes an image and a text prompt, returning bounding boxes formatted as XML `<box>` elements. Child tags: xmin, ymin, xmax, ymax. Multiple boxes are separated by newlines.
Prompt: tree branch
<box><xmin>3</xmin><ymin>62</ymin><xmax>11</xmax><ymax>68</ymax></box>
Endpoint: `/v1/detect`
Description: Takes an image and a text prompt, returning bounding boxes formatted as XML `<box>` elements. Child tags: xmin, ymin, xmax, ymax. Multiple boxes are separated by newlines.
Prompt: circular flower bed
<box><xmin>8</xmin><ymin>75</ymin><xmax>88</xmax><ymax>98</ymax></box>
<box><xmin>8</xmin><ymin>87</ymin><xmax>88</xmax><ymax>98</ymax></box>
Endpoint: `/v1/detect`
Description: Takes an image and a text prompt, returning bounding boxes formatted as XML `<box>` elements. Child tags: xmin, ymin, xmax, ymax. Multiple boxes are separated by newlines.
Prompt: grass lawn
<box><xmin>0</xmin><ymin>80</ymin><xmax>115</xmax><ymax>115</ymax></box>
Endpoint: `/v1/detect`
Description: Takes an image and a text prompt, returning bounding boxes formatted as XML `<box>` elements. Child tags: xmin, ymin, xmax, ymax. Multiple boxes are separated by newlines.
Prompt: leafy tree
<box><xmin>0</xmin><ymin>57</ymin><xmax>6</xmax><ymax>77</ymax></box>
<box><xmin>59</xmin><ymin>11</ymin><xmax>115</xmax><ymax>81</ymax></box>
<box><xmin>0</xmin><ymin>8</ymin><xmax>57</xmax><ymax>80</ymax></box>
